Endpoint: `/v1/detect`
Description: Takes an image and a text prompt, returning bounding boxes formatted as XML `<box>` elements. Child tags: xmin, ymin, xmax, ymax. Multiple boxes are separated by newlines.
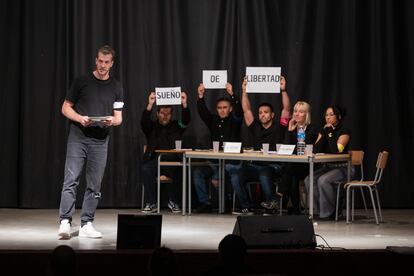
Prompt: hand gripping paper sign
<box><xmin>155</xmin><ymin>87</ymin><xmax>182</xmax><ymax>105</ymax></box>
<box><xmin>202</xmin><ymin>70</ymin><xmax>227</xmax><ymax>89</ymax></box>
<box><xmin>246</xmin><ymin>67</ymin><xmax>281</xmax><ymax>93</ymax></box>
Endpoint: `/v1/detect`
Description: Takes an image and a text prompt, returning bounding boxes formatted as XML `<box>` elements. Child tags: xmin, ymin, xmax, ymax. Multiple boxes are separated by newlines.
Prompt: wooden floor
<box><xmin>1</xmin><ymin>208</ymin><xmax>414</xmax><ymax>250</ymax></box>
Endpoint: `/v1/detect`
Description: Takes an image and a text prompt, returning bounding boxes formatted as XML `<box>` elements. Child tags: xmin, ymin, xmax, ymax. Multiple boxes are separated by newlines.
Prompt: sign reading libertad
<box><xmin>246</xmin><ymin>67</ymin><xmax>281</xmax><ymax>93</ymax></box>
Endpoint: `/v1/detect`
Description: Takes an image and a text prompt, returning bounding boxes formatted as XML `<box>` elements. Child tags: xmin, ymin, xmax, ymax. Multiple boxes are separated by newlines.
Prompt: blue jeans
<box><xmin>59</xmin><ymin>124</ymin><xmax>108</xmax><ymax>225</ymax></box>
<box><xmin>226</xmin><ymin>162</ymin><xmax>249</xmax><ymax>208</ymax></box>
<box><xmin>243</xmin><ymin>162</ymin><xmax>283</xmax><ymax>203</ymax></box>
<box><xmin>192</xmin><ymin>163</ymin><xmax>219</xmax><ymax>204</ymax></box>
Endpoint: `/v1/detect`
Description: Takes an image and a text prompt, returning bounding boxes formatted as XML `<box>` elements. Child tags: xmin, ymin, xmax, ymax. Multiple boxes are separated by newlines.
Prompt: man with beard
<box><xmin>232</xmin><ymin>76</ymin><xmax>290</xmax><ymax>214</ymax></box>
<box><xmin>58</xmin><ymin>45</ymin><xmax>124</xmax><ymax>239</ymax></box>
<box><xmin>141</xmin><ymin>91</ymin><xmax>190</xmax><ymax>213</ymax></box>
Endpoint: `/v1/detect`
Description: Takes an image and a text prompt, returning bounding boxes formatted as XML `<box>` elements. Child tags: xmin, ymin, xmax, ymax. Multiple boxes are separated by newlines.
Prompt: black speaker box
<box><xmin>116</xmin><ymin>214</ymin><xmax>162</xmax><ymax>249</ymax></box>
<box><xmin>232</xmin><ymin>215</ymin><xmax>316</xmax><ymax>249</ymax></box>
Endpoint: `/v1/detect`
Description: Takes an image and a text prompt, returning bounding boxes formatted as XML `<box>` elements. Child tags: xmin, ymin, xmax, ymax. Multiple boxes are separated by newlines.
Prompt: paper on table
<box><xmin>277</xmin><ymin>144</ymin><xmax>296</xmax><ymax>155</ymax></box>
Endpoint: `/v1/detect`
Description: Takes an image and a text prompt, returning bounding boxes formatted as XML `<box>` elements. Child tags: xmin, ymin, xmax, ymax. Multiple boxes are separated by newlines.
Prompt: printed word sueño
<box><xmin>156</xmin><ymin>91</ymin><xmax>181</xmax><ymax>99</ymax></box>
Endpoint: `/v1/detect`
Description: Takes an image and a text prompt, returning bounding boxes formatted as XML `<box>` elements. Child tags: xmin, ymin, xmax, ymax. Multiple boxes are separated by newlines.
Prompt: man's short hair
<box><xmin>258</xmin><ymin>102</ymin><xmax>274</xmax><ymax>112</ymax></box>
<box><xmin>216</xmin><ymin>97</ymin><xmax>232</xmax><ymax>106</ymax></box>
<box><xmin>157</xmin><ymin>105</ymin><xmax>173</xmax><ymax>113</ymax></box>
<box><xmin>97</xmin><ymin>45</ymin><xmax>116</xmax><ymax>60</ymax></box>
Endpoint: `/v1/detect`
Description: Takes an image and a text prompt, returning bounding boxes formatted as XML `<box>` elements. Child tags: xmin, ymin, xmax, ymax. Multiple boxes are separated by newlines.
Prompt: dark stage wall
<box><xmin>0</xmin><ymin>0</ymin><xmax>413</xmax><ymax>208</ymax></box>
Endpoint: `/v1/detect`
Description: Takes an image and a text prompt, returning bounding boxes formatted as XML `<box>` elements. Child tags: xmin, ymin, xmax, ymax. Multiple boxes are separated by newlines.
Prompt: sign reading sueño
<box><xmin>246</xmin><ymin>67</ymin><xmax>281</xmax><ymax>93</ymax></box>
<box><xmin>202</xmin><ymin>70</ymin><xmax>227</xmax><ymax>89</ymax></box>
<box><xmin>155</xmin><ymin>87</ymin><xmax>182</xmax><ymax>105</ymax></box>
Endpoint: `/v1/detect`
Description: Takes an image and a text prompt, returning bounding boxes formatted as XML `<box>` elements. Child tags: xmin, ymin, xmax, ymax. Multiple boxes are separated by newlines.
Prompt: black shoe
<box><xmin>232</xmin><ymin>208</ymin><xmax>254</xmax><ymax>215</ymax></box>
<box><xmin>168</xmin><ymin>201</ymin><xmax>181</xmax><ymax>213</ymax></box>
<box><xmin>195</xmin><ymin>203</ymin><xmax>212</xmax><ymax>213</ymax></box>
<box><xmin>260</xmin><ymin>199</ymin><xmax>280</xmax><ymax>211</ymax></box>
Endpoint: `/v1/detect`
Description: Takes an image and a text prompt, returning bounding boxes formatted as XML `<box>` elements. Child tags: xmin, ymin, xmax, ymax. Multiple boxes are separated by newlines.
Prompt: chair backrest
<box><xmin>374</xmin><ymin>151</ymin><xmax>389</xmax><ymax>183</ymax></box>
<box><xmin>350</xmin><ymin>150</ymin><xmax>364</xmax><ymax>181</ymax></box>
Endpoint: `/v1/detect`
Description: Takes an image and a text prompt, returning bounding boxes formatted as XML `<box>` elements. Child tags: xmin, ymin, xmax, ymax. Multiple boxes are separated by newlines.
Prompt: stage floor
<box><xmin>1</xmin><ymin>208</ymin><xmax>414</xmax><ymax>250</ymax></box>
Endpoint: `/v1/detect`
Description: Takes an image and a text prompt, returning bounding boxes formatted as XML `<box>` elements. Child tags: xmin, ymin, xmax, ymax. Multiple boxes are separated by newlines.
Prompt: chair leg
<box><xmin>367</xmin><ymin>186</ymin><xmax>379</xmax><ymax>225</ymax></box>
<box><xmin>359</xmin><ymin>187</ymin><xmax>369</xmax><ymax>218</ymax></box>
<box><xmin>351</xmin><ymin>189</ymin><xmax>355</xmax><ymax>222</ymax></box>
<box><xmin>232</xmin><ymin>190</ymin><xmax>236</xmax><ymax>212</ymax></box>
<box><xmin>374</xmin><ymin>188</ymin><xmax>383</xmax><ymax>222</ymax></box>
<box><xmin>279</xmin><ymin>197</ymin><xmax>283</xmax><ymax>216</ymax></box>
<box><xmin>346</xmin><ymin>186</ymin><xmax>351</xmax><ymax>224</ymax></box>
<box><xmin>141</xmin><ymin>185</ymin><xmax>145</xmax><ymax>209</ymax></box>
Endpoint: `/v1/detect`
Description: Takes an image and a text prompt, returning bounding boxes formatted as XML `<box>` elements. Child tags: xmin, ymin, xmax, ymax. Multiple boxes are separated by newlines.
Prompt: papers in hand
<box><xmin>89</xmin><ymin>116</ymin><xmax>110</xmax><ymax>122</ymax></box>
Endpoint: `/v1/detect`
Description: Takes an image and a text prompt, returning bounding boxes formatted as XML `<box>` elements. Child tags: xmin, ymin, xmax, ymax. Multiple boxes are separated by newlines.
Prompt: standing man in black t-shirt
<box><xmin>232</xmin><ymin>76</ymin><xmax>290</xmax><ymax>214</ymax></box>
<box><xmin>58</xmin><ymin>45</ymin><xmax>124</xmax><ymax>239</ymax></box>
<box><xmin>141</xmin><ymin>91</ymin><xmax>190</xmax><ymax>214</ymax></box>
<box><xmin>192</xmin><ymin>82</ymin><xmax>243</xmax><ymax>213</ymax></box>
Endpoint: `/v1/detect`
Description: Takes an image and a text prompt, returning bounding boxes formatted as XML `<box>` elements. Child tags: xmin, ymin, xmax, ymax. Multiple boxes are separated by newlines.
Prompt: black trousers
<box><xmin>279</xmin><ymin>163</ymin><xmax>309</xmax><ymax>211</ymax></box>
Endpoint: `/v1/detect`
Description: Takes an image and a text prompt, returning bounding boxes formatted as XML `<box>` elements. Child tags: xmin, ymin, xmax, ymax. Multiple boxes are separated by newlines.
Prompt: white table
<box><xmin>185</xmin><ymin>151</ymin><xmax>351</xmax><ymax>218</ymax></box>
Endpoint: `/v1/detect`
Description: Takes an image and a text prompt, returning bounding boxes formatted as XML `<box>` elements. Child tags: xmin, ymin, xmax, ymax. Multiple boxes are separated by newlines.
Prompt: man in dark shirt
<box><xmin>58</xmin><ymin>45</ymin><xmax>124</xmax><ymax>239</ymax></box>
<box><xmin>141</xmin><ymin>91</ymin><xmax>190</xmax><ymax>213</ymax></box>
<box><xmin>192</xmin><ymin>82</ymin><xmax>243</xmax><ymax>213</ymax></box>
<box><xmin>233</xmin><ymin>76</ymin><xmax>290</xmax><ymax>214</ymax></box>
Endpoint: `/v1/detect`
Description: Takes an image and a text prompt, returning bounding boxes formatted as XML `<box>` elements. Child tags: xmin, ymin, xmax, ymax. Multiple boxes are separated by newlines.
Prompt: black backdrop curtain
<box><xmin>0</xmin><ymin>0</ymin><xmax>413</xmax><ymax>208</ymax></box>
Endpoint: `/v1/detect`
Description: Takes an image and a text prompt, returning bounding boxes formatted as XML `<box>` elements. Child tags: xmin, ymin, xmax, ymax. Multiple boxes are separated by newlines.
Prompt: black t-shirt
<box><xmin>248</xmin><ymin>119</ymin><xmax>287</xmax><ymax>151</ymax></box>
<box><xmin>66</xmin><ymin>73</ymin><xmax>123</xmax><ymax>139</ymax></box>
<box><xmin>313</xmin><ymin>123</ymin><xmax>351</xmax><ymax>154</ymax></box>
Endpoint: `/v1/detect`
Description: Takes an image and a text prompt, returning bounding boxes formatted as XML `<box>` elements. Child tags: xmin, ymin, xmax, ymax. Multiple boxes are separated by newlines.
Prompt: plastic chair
<box><xmin>345</xmin><ymin>151</ymin><xmax>389</xmax><ymax>224</ymax></box>
<box><xmin>334</xmin><ymin>150</ymin><xmax>368</xmax><ymax>221</ymax></box>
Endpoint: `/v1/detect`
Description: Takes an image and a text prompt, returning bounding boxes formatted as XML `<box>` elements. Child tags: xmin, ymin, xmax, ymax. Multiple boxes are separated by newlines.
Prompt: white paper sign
<box><xmin>246</xmin><ymin>67</ymin><xmax>281</xmax><ymax>93</ymax></box>
<box><xmin>155</xmin><ymin>87</ymin><xmax>181</xmax><ymax>105</ymax></box>
<box><xmin>277</xmin><ymin>144</ymin><xmax>296</xmax><ymax>155</ymax></box>
<box><xmin>203</xmin><ymin>70</ymin><xmax>227</xmax><ymax>89</ymax></box>
<box><xmin>223</xmin><ymin>142</ymin><xmax>242</xmax><ymax>153</ymax></box>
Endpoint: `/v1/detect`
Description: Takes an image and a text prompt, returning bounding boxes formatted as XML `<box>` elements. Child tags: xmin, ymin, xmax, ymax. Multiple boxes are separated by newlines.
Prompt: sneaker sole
<box><xmin>141</xmin><ymin>210</ymin><xmax>157</xmax><ymax>213</ymax></box>
<box><xmin>78</xmin><ymin>233</ymin><xmax>102</xmax><ymax>238</ymax></box>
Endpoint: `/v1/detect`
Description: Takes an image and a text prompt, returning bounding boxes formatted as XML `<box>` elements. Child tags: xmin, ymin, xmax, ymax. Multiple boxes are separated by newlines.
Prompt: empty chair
<box><xmin>334</xmin><ymin>150</ymin><xmax>368</xmax><ymax>221</ymax></box>
<box><xmin>345</xmin><ymin>151</ymin><xmax>389</xmax><ymax>224</ymax></box>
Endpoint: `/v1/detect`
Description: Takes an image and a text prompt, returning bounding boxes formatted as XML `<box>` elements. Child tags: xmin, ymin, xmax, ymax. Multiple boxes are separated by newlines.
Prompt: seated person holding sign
<box><xmin>233</xmin><ymin>76</ymin><xmax>291</xmax><ymax>215</ymax></box>
<box><xmin>141</xmin><ymin>91</ymin><xmax>190</xmax><ymax>213</ymax></box>
<box><xmin>193</xmin><ymin>82</ymin><xmax>243</xmax><ymax>213</ymax></box>
<box><xmin>278</xmin><ymin>101</ymin><xmax>318</xmax><ymax>214</ymax></box>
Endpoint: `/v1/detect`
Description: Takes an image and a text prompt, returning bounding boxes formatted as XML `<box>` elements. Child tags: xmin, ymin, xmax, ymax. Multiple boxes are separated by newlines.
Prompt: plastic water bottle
<box><xmin>297</xmin><ymin>126</ymin><xmax>306</xmax><ymax>155</ymax></box>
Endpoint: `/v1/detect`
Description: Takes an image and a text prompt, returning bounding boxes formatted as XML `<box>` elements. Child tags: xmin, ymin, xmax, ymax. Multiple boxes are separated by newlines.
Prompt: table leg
<box><xmin>309</xmin><ymin>157</ymin><xmax>314</xmax><ymax>219</ymax></box>
<box><xmin>182</xmin><ymin>154</ymin><xmax>186</xmax><ymax>216</ymax></box>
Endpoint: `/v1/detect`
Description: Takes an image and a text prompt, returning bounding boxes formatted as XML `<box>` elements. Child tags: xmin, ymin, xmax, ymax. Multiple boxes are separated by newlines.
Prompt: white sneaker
<box><xmin>79</xmin><ymin>222</ymin><xmax>102</xmax><ymax>238</ymax></box>
<box><xmin>58</xmin><ymin>219</ymin><xmax>71</xmax><ymax>239</ymax></box>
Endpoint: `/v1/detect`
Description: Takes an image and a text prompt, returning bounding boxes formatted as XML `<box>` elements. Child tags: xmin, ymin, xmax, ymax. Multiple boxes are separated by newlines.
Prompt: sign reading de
<box><xmin>202</xmin><ymin>70</ymin><xmax>227</xmax><ymax>89</ymax></box>
<box><xmin>246</xmin><ymin>67</ymin><xmax>281</xmax><ymax>93</ymax></box>
<box><xmin>155</xmin><ymin>87</ymin><xmax>182</xmax><ymax>105</ymax></box>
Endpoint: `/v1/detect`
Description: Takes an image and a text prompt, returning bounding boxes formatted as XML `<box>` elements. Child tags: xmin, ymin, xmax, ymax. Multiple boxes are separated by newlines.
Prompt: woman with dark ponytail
<box><xmin>304</xmin><ymin>105</ymin><xmax>352</xmax><ymax>220</ymax></box>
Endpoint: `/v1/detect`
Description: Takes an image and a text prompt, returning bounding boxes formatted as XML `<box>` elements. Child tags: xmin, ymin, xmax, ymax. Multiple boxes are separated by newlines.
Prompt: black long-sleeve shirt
<box><xmin>141</xmin><ymin>106</ymin><xmax>190</xmax><ymax>161</ymax></box>
<box><xmin>197</xmin><ymin>95</ymin><xmax>242</xmax><ymax>148</ymax></box>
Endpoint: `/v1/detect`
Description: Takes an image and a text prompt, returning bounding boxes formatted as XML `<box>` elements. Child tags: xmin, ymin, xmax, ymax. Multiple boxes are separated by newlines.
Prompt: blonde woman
<box><xmin>277</xmin><ymin>101</ymin><xmax>318</xmax><ymax>214</ymax></box>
